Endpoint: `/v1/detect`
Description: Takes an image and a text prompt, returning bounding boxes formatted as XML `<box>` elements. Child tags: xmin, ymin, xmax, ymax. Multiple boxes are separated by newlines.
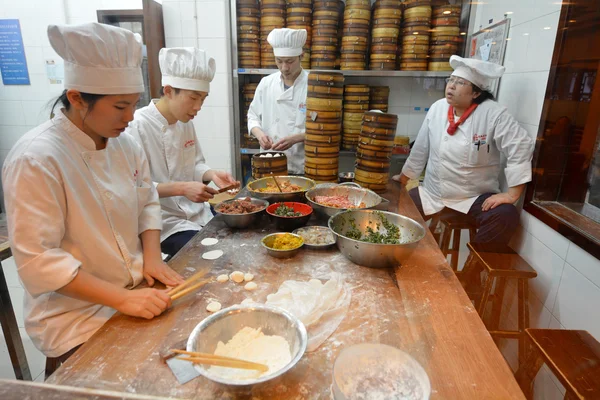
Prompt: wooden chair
<box><xmin>438</xmin><ymin>215</ymin><xmax>477</xmax><ymax>273</ymax></box>
<box><xmin>515</xmin><ymin>329</ymin><xmax>600</xmax><ymax>399</ymax></box>
<box><xmin>0</xmin><ymin>242</ymin><xmax>32</xmax><ymax>380</ymax></box>
<box><xmin>461</xmin><ymin>242</ymin><xmax>537</xmax><ymax>366</ymax></box>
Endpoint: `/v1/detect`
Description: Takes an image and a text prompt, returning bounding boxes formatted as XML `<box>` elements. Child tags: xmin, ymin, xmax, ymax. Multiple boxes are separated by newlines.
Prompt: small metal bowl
<box><xmin>292</xmin><ymin>226</ymin><xmax>336</xmax><ymax>249</ymax></box>
<box><xmin>338</xmin><ymin>172</ymin><xmax>355</xmax><ymax>183</ymax></box>
<box><xmin>186</xmin><ymin>304</ymin><xmax>308</xmax><ymax>386</ymax></box>
<box><xmin>261</xmin><ymin>232</ymin><xmax>304</xmax><ymax>258</ymax></box>
<box><xmin>214</xmin><ymin>197</ymin><xmax>269</xmax><ymax>229</ymax></box>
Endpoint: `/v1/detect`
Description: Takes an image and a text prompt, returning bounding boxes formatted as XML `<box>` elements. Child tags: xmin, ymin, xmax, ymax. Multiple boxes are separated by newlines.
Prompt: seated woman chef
<box><xmin>247</xmin><ymin>28</ymin><xmax>308</xmax><ymax>174</ymax></box>
<box><xmin>127</xmin><ymin>48</ymin><xmax>238</xmax><ymax>257</ymax></box>
<box><xmin>2</xmin><ymin>23</ymin><xmax>183</xmax><ymax>367</ymax></box>
<box><xmin>393</xmin><ymin>55</ymin><xmax>534</xmax><ymax>244</ymax></box>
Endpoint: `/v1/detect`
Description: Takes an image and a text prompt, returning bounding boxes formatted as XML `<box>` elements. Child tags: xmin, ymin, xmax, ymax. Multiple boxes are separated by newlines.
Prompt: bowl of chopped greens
<box><xmin>328</xmin><ymin>210</ymin><xmax>426</xmax><ymax>268</ymax></box>
<box><xmin>266</xmin><ymin>202</ymin><xmax>313</xmax><ymax>232</ymax></box>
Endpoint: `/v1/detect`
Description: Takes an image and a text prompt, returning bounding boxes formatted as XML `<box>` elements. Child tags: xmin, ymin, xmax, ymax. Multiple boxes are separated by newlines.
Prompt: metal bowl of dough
<box><xmin>247</xmin><ymin>176</ymin><xmax>316</xmax><ymax>203</ymax></box>
<box><xmin>214</xmin><ymin>197</ymin><xmax>269</xmax><ymax>229</ymax></box>
<box><xmin>328</xmin><ymin>210</ymin><xmax>426</xmax><ymax>268</ymax></box>
<box><xmin>186</xmin><ymin>304</ymin><xmax>308</xmax><ymax>386</ymax></box>
<box><xmin>306</xmin><ymin>183</ymin><xmax>390</xmax><ymax>220</ymax></box>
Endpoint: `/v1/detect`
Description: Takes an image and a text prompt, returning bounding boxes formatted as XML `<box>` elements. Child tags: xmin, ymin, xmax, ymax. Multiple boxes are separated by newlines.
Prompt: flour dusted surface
<box><xmin>207</xmin><ymin>327</ymin><xmax>291</xmax><ymax>382</ymax></box>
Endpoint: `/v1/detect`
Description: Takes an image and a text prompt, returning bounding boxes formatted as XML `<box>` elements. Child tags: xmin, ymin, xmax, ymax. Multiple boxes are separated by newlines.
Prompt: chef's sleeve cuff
<box><xmin>248</xmin><ymin>121</ymin><xmax>261</xmax><ymax>135</ymax></box>
<box><xmin>505</xmin><ymin>162</ymin><xmax>532</xmax><ymax>187</ymax></box>
<box><xmin>18</xmin><ymin>249</ymin><xmax>81</xmax><ymax>297</ymax></box>
<box><xmin>401</xmin><ymin>165</ymin><xmax>421</xmax><ymax>180</ymax></box>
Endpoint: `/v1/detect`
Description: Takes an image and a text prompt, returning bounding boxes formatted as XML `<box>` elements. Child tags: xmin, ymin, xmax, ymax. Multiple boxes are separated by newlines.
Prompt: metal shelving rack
<box><xmin>228</xmin><ymin>0</ymin><xmax>472</xmax><ymax>180</ymax></box>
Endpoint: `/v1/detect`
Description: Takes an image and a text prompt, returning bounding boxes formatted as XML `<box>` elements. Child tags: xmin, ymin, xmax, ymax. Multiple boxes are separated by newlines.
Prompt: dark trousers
<box><xmin>408</xmin><ymin>188</ymin><xmax>519</xmax><ymax>245</ymax></box>
<box><xmin>161</xmin><ymin>230</ymin><xmax>199</xmax><ymax>256</ymax></box>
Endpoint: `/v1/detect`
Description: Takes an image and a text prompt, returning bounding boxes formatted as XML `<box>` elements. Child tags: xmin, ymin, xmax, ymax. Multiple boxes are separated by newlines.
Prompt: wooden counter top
<box><xmin>47</xmin><ymin>183</ymin><xmax>524</xmax><ymax>399</ymax></box>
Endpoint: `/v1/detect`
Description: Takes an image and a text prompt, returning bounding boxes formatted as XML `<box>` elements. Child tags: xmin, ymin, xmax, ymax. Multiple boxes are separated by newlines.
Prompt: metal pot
<box><xmin>328</xmin><ymin>210</ymin><xmax>426</xmax><ymax>268</ymax></box>
<box><xmin>214</xmin><ymin>198</ymin><xmax>269</xmax><ymax>229</ymax></box>
<box><xmin>246</xmin><ymin>176</ymin><xmax>316</xmax><ymax>203</ymax></box>
<box><xmin>305</xmin><ymin>182</ymin><xmax>390</xmax><ymax>220</ymax></box>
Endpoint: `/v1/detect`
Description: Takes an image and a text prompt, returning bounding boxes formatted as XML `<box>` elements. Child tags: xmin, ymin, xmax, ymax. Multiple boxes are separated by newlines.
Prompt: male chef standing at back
<box><xmin>128</xmin><ymin>48</ymin><xmax>238</xmax><ymax>257</ymax></box>
<box><xmin>247</xmin><ymin>28</ymin><xmax>308</xmax><ymax>174</ymax></box>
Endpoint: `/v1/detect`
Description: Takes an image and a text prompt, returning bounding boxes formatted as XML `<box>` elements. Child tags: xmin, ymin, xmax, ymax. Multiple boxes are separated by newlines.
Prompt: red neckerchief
<box><xmin>447</xmin><ymin>103</ymin><xmax>478</xmax><ymax>135</ymax></box>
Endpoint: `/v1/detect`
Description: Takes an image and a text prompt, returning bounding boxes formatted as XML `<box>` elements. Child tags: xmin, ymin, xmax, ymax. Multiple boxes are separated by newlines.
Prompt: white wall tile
<box><xmin>516</xmin><ymin>71</ymin><xmax>550</xmax><ymax>126</ymax></box>
<box><xmin>0</xmin><ymin>101</ymin><xmax>27</xmax><ymax>126</ymax></box>
<box><xmin>503</xmin><ymin>23</ymin><xmax>531</xmax><ymax>74</ymax></box>
<box><xmin>23</xmin><ymin>46</ymin><xmax>45</xmax><ymax>75</ymax></box>
<box><xmin>65</xmin><ymin>0</ymin><xmax>101</xmax><ymax>21</ymax></box>
<box><xmin>409</xmin><ymin>77</ymin><xmax>445</xmax><ymax>107</ymax></box>
<box><xmin>22</xmin><ymin>101</ymin><xmax>50</xmax><ymax>126</ymax></box>
<box><xmin>192</xmin><ymin>106</ymin><xmax>232</xmax><ymax>140</ymax></box>
<box><xmin>163</xmin><ymin>1</ymin><xmax>182</xmax><ymax>38</ymax></box>
<box><xmin>388</xmin><ymin>106</ymin><xmax>410</xmax><ymax>136</ymax></box>
<box><xmin>548</xmin><ymin>315</ymin><xmax>563</xmax><ymax>329</ymax></box>
<box><xmin>165</xmin><ymin>36</ymin><xmax>183</xmax><ymax>48</ymax></box>
<box><xmin>18</xmin><ymin>18</ymin><xmax>47</xmax><ymax>48</ymax></box>
<box><xmin>552</xmin><ymin>263</ymin><xmax>600</xmax><ymax>340</ymax></box>
<box><xmin>386</xmin><ymin>78</ymin><xmax>414</xmax><ymax>107</ymax></box>
<box><xmin>517</xmin><ymin>231</ymin><xmax>565</xmax><ymax>310</ymax></box>
<box><xmin>526</xmin><ymin>213</ymin><xmax>570</xmax><ymax>259</ymax></box>
<box><xmin>181</xmin><ymin>37</ymin><xmax>197</xmax><ymax>47</ymax></box>
<box><xmin>180</xmin><ymin>1</ymin><xmax>197</xmax><ymax>39</ymax></box>
<box><xmin>207</xmin><ymin>73</ymin><xmax>231</xmax><ymax>107</ymax></box>
<box><xmin>196</xmin><ymin>38</ymin><xmax>230</xmax><ymax>74</ymax></box>
<box><xmin>407</xmin><ymin>108</ymin><xmax>426</xmax><ymax>139</ymax></box>
<box><xmin>523</xmin><ymin>13</ymin><xmax>560</xmax><ymax>73</ymax></box>
<box><xmin>565</xmin><ymin>243</ymin><xmax>600</xmax><ymax>293</ymax></box>
<box><xmin>496</xmin><ymin>73</ymin><xmax>522</xmax><ymax>120</ymax></box>
<box><xmin>100</xmin><ymin>0</ymin><xmax>143</xmax><ymax>9</ymax></box>
<box><xmin>196</xmin><ymin>2</ymin><xmax>228</xmax><ymax>38</ymax></box>
<box><xmin>0</xmin><ymin>125</ymin><xmax>30</xmax><ymax>151</ymax></box>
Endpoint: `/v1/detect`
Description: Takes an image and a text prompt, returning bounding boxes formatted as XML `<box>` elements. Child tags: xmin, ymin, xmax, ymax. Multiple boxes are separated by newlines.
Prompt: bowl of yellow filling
<box><xmin>261</xmin><ymin>232</ymin><xmax>304</xmax><ymax>259</ymax></box>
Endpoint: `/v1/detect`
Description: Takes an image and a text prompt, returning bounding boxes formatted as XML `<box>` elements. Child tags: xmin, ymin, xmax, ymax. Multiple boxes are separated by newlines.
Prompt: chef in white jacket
<box><xmin>2</xmin><ymin>23</ymin><xmax>183</xmax><ymax>367</ymax></box>
<box><xmin>247</xmin><ymin>28</ymin><xmax>308</xmax><ymax>174</ymax></box>
<box><xmin>394</xmin><ymin>55</ymin><xmax>534</xmax><ymax>244</ymax></box>
<box><xmin>127</xmin><ymin>48</ymin><xmax>238</xmax><ymax>256</ymax></box>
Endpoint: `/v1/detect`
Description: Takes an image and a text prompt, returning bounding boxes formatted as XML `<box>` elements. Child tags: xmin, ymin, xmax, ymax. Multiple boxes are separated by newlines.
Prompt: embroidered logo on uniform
<box><xmin>472</xmin><ymin>133</ymin><xmax>487</xmax><ymax>145</ymax></box>
<box><xmin>184</xmin><ymin>140</ymin><xmax>195</xmax><ymax>148</ymax></box>
<box><xmin>133</xmin><ymin>169</ymin><xmax>139</xmax><ymax>180</ymax></box>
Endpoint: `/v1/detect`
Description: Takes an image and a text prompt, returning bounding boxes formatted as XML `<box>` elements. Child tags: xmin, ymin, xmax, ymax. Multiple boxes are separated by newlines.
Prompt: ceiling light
<box><xmin>443</xmin><ymin>10</ymin><xmax>451</xmax><ymax>14</ymax></box>
<box><xmin>523</xmin><ymin>33</ymin><xmax>530</xmax><ymax>36</ymax></box>
<box><xmin>413</xmin><ymin>32</ymin><xmax>419</xmax><ymax>35</ymax></box>
<box><xmin>460</xmin><ymin>32</ymin><xmax>466</xmax><ymax>35</ymax></box>
<box><xmin>543</xmin><ymin>26</ymin><xmax>551</xmax><ymax>30</ymax></box>
<box><xmin>568</xmin><ymin>19</ymin><xmax>576</xmax><ymax>23</ymax></box>
<box><xmin>506</xmin><ymin>11</ymin><xmax>514</xmax><ymax>15</ymax></box>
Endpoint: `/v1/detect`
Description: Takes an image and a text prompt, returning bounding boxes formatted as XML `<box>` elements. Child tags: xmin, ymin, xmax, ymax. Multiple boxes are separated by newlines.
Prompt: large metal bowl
<box><xmin>214</xmin><ymin>197</ymin><xmax>269</xmax><ymax>229</ymax></box>
<box><xmin>306</xmin><ymin>183</ymin><xmax>390</xmax><ymax>220</ymax></box>
<box><xmin>328</xmin><ymin>210</ymin><xmax>426</xmax><ymax>268</ymax></box>
<box><xmin>247</xmin><ymin>176</ymin><xmax>316</xmax><ymax>203</ymax></box>
<box><xmin>186</xmin><ymin>304</ymin><xmax>308</xmax><ymax>386</ymax></box>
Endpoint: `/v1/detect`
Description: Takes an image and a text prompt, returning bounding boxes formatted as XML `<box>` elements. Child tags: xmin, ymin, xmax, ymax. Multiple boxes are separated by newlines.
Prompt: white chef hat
<box><xmin>449</xmin><ymin>55</ymin><xmax>505</xmax><ymax>91</ymax></box>
<box><xmin>267</xmin><ymin>28</ymin><xmax>307</xmax><ymax>57</ymax></box>
<box><xmin>47</xmin><ymin>22</ymin><xmax>144</xmax><ymax>95</ymax></box>
<box><xmin>159</xmin><ymin>48</ymin><xmax>216</xmax><ymax>93</ymax></box>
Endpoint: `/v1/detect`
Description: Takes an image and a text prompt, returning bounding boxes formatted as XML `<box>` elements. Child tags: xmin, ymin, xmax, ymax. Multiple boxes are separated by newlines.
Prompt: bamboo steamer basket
<box><xmin>428</xmin><ymin>60</ymin><xmax>452</xmax><ymax>71</ymax></box>
<box><xmin>252</xmin><ymin>166</ymin><xmax>288</xmax><ymax>179</ymax></box>
<box><xmin>310</xmin><ymin>60</ymin><xmax>337</xmax><ymax>68</ymax></box>
<box><xmin>357</xmin><ymin>146</ymin><xmax>391</xmax><ymax>159</ymax></box>
<box><xmin>305</xmin><ymin>155</ymin><xmax>339</xmax><ymax>166</ymax></box>
<box><xmin>431</xmin><ymin>26</ymin><xmax>460</xmax><ymax>36</ymax></box>
<box><xmin>340</xmin><ymin>61</ymin><xmax>367</xmax><ymax>70</ymax></box>
<box><xmin>370</xmin><ymin>44</ymin><xmax>399</xmax><ymax>53</ymax></box>
<box><xmin>363</xmin><ymin>111</ymin><xmax>397</xmax><ymax>126</ymax></box>
<box><xmin>344</xmin><ymin>94</ymin><xmax>370</xmax><ymax>103</ymax></box>
<box><xmin>353</xmin><ymin>180</ymin><xmax>387</xmax><ymax>192</ymax></box>
<box><xmin>312</xmin><ymin>44</ymin><xmax>338</xmax><ymax>52</ymax></box>
<box><xmin>308</xmin><ymin>72</ymin><xmax>344</xmax><ymax>86</ymax></box>
<box><xmin>251</xmin><ymin>152</ymin><xmax>288</xmax><ymax>179</ymax></box>
<box><xmin>356</xmin><ymin>158</ymin><xmax>391</xmax><ymax>170</ymax></box>
<box><xmin>372</xmin><ymin>27</ymin><xmax>400</xmax><ymax>38</ymax></box>
<box><xmin>304</xmin><ymin>165</ymin><xmax>339</xmax><ymax>176</ymax></box>
<box><xmin>344</xmin><ymin>8</ymin><xmax>371</xmax><ymax>20</ymax></box>
<box><xmin>307</xmin><ymin>84</ymin><xmax>344</xmax><ymax>96</ymax></box>
<box><xmin>432</xmin><ymin>16</ymin><xmax>460</xmax><ymax>26</ymax></box>
<box><xmin>354</xmin><ymin>168</ymin><xmax>389</xmax><ymax>184</ymax></box>
<box><xmin>402</xmin><ymin>35</ymin><xmax>430</xmax><ymax>46</ymax></box>
<box><xmin>432</xmin><ymin>5</ymin><xmax>461</xmax><ymax>17</ymax></box>
<box><xmin>343</xmin><ymin>103</ymin><xmax>369</xmax><ymax>111</ymax></box>
<box><xmin>404</xmin><ymin>6</ymin><xmax>432</xmax><ymax>19</ymax></box>
<box><xmin>373</xmin><ymin>8</ymin><xmax>402</xmax><ymax>19</ymax></box>
<box><xmin>305</xmin><ymin>134</ymin><xmax>341</xmax><ymax>144</ymax></box>
<box><xmin>403</xmin><ymin>0</ymin><xmax>432</xmax><ymax>8</ymax></box>
<box><xmin>372</xmin><ymin>18</ymin><xmax>402</xmax><ymax>28</ymax></box>
<box><xmin>307</xmin><ymin>97</ymin><xmax>343</xmax><ymax>110</ymax></box>
<box><xmin>343</xmin><ymin>112</ymin><xmax>365</xmax><ymax>121</ymax></box>
<box><xmin>344</xmin><ymin>84</ymin><xmax>370</xmax><ymax>94</ymax></box>
<box><xmin>359</xmin><ymin>137</ymin><xmax>395</xmax><ymax>147</ymax></box>
<box><xmin>305</xmin><ymin>121</ymin><xmax>343</xmax><ymax>131</ymax></box>
<box><xmin>305</xmin><ymin>144</ymin><xmax>341</xmax><ymax>155</ymax></box>
<box><xmin>306</xmin><ymin>110</ymin><xmax>343</xmax><ymax>120</ymax></box>
<box><xmin>400</xmin><ymin>61</ymin><xmax>429</xmax><ymax>70</ymax></box>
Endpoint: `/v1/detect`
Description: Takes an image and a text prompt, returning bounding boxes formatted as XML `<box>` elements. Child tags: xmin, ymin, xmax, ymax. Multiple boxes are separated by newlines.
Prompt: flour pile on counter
<box><xmin>265</xmin><ymin>273</ymin><xmax>350</xmax><ymax>352</ymax></box>
<box><xmin>207</xmin><ymin>327</ymin><xmax>291</xmax><ymax>381</ymax></box>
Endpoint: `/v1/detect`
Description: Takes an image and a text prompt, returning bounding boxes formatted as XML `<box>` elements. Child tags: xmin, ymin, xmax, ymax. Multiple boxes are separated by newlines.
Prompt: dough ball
<box><xmin>216</xmin><ymin>274</ymin><xmax>229</xmax><ymax>283</ymax></box>
<box><xmin>206</xmin><ymin>302</ymin><xmax>222</xmax><ymax>313</ymax></box>
<box><xmin>244</xmin><ymin>282</ymin><xmax>258</xmax><ymax>291</ymax></box>
<box><xmin>244</xmin><ymin>273</ymin><xmax>254</xmax><ymax>282</ymax></box>
<box><xmin>241</xmin><ymin>298</ymin><xmax>255</xmax><ymax>305</ymax></box>
<box><xmin>201</xmin><ymin>238</ymin><xmax>219</xmax><ymax>246</ymax></box>
<box><xmin>202</xmin><ymin>250</ymin><xmax>223</xmax><ymax>260</ymax></box>
<box><xmin>230</xmin><ymin>271</ymin><xmax>244</xmax><ymax>283</ymax></box>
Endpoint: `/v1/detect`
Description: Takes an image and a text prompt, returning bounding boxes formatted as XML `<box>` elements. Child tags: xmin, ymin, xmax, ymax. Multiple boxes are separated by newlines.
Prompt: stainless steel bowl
<box><xmin>292</xmin><ymin>226</ymin><xmax>337</xmax><ymax>249</ymax></box>
<box><xmin>247</xmin><ymin>176</ymin><xmax>316</xmax><ymax>203</ymax></box>
<box><xmin>306</xmin><ymin>183</ymin><xmax>390</xmax><ymax>220</ymax></box>
<box><xmin>328</xmin><ymin>210</ymin><xmax>426</xmax><ymax>268</ymax></box>
<box><xmin>214</xmin><ymin>197</ymin><xmax>269</xmax><ymax>229</ymax></box>
<box><xmin>261</xmin><ymin>232</ymin><xmax>304</xmax><ymax>258</ymax></box>
<box><xmin>186</xmin><ymin>304</ymin><xmax>308</xmax><ymax>386</ymax></box>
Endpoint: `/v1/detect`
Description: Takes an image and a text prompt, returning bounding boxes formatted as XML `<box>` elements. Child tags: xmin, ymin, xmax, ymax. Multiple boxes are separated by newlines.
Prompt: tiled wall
<box><xmin>469</xmin><ymin>1</ymin><xmax>600</xmax><ymax>398</ymax></box>
<box><xmin>0</xmin><ymin>0</ymin><xmax>143</xmax><ymax>210</ymax></box>
<box><xmin>162</xmin><ymin>0</ymin><xmax>234</xmax><ymax>175</ymax></box>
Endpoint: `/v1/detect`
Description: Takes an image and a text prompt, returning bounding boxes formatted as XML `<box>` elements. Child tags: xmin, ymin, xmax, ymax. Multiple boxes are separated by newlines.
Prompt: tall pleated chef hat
<box><xmin>449</xmin><ymin>55</ymin><xmax>505</xmax><ymax>91</ymax></box>
<box><xmin>47</xmin><ymin>22</ymin><xmax>144</xmax><ymax>95</ymax></box>
<box><xmin>267</xmin><ymin>28</ymin><xmax>307</xmax><ymax>57</ymax></box>
<box><xmin>159</xmin><ymin>48</ymin><xmax>216</xmax><ymax>93</ymax></box>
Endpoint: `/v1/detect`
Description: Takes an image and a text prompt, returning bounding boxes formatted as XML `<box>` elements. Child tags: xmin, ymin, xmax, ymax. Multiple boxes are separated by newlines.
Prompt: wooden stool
<box><xmin>438</xmin><ymin>216</ymin><xmax>477</xmax><ymax>273</ymax></box>
<box><xmin>461</xmin><ymin>242</ymin><xmax>537</xmax><ymax>366</ymax></box>
<box><xmin>515</xmin><ymin>329</ymin><xmax>600</xmax><ymax>399</ymax></box>
<box><xmin>0</xmin><ymin>243</ymin><xmax>32</xmax><ymax>380</ymax></box>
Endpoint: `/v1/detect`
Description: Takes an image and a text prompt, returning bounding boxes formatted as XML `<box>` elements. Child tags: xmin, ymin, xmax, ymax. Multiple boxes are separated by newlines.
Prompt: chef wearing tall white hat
<box><xmin>127</xmin><ymin>47</ymin><xmax>239</xmax><ymax>257</ymax></box>
<box><xmin>2</xmin><ymin>23</ymin><xmax>183</xmax><ymax>365</ymax></box>
<box><xmin>393</xmin><ymin>55</ymin><xmax>534</xmax><ymax>244</ymax></box>
<box><xmin>247</xmin><ymin>28</ymin><xmax>309</xmax><ymax>173</ymax></box>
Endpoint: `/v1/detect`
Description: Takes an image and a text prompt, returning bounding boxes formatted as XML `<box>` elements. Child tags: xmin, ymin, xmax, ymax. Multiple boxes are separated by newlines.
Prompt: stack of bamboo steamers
<box><xmin>369</xmin><ymin>0</ymin><xmax>402</xmax><ymax>71</ymax></box>
<box><xmin>354</xmin><ymin>111</ymin><xmax>398</xmax><ymax>192</ymax></box>
<box><xmin>287</xmin><ymin>0</ymin><xmax>313</xmax><ymax>69</ymax></box>
<box><xmin>237</xmin><ymin>0</ymin><xmax>261</xmax><ymax>68</ymax></box>
<box><xmin>429</xmin><ymin>2</ymin><xmax>461</xmax><ymax>71</ymax></box>
<box><xmin>260</xmin><ymin>0</ymin><xmax>286</xmax><ymax>68</ymax></box>
<box><xmin>400</xmin><ymin>0</ymin><xmax>432</xmax><ymax>71</ymax></box>
<box><xmin>241</xmin><ymin>82</ymin><xmax>259</xmax><ymax>148</ymax></box>
<box><xmin>305</xmin><ymin>71</ymin><xmax>344</xmax><ymax>181</ymax></box>
<box><xmin>342</xmin><ymin>84</ymin><xmax>370</xmax><ymax>150</ymax></box>
<box><xmin>369</xmin><ymin>86</ymin><xmax>390</xmax><ymax>112</ymax></box>
<box><xmin>340</xmin><ymin>0</ymin><xmax>371</xmax><ymax>70</ymax></box>
<box><xmin>311</xmin><ymin>0</ymin><xmax>342</xmax><ymax>69</ymax></box>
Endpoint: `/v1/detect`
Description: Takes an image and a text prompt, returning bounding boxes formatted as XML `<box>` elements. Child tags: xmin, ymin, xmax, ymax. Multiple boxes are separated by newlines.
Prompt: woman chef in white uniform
<box><xmin>394</xmin><ymin>55</ymin><xmax>534</xmax><ymax>244</ymax></box>
<box><xmin>247</xmin><ymin>28</ymin><xmax>308</xmax><ymax>174</ymax></box>
<box><xmin>2</xmin><ymin>23</ymin><xmax>183</xmax><ymax>370</ymax></box>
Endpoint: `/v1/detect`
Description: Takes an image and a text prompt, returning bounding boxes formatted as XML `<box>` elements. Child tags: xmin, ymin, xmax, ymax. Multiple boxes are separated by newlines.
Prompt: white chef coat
<box><xmin>127</xmin><ymin>100</ymin><xmax>213</xmax><ymax>242</ymax></box>
<box><xmin>402</xmin><ymin>98</ymin><xmax>534</xmax><ymax>216</ymax></box>
<box><xmin>2</xmin><ymin>110</ymin><xmax>162</xmax><ymax>357</ymax></box>
<box><xmin>247</xmin><ymin>69</ymin><xmax>308</xmax><ymax>174</ymax></box>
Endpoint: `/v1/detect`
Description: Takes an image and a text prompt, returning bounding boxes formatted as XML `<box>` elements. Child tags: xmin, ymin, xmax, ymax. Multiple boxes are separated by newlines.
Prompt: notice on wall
<box><xmin>0</xmin><ymin>19</ymin><xmax>30</xmax><ymax>85</ymax></box>
<box><xmin>45</xmin><ymin>59</ymin><xmax>64</xmax><ymax>84</ymax></box>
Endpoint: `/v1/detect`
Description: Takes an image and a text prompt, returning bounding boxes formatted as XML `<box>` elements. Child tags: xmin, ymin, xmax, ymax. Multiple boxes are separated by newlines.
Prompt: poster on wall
<box><xmin>0</xmin><ymin>19</ymin><xmax>30</xmax><ymax>85</ymax></box>
<box><xmin>469</xmin><ymin>19</ymin><xmax>511</xmax><ymax>97</ymax></box>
